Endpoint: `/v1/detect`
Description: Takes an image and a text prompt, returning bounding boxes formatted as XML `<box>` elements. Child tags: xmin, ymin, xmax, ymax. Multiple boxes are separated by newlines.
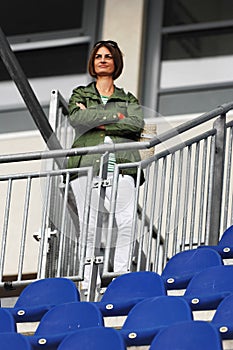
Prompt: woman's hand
<box><xmin>76</xmin><ymin>102</ymin><xmax>86</xmax><ymax>110</ymax></box>
<box><xmin>118</xmin><ymin>113</ymin><xmax>125</xmax><ymax>119</ymax></box>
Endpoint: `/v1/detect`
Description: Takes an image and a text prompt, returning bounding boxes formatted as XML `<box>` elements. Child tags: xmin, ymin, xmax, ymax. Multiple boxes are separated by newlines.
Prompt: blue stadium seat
<box><xmin>198</xmin><ymin>225</ymin><xmax>233</xmax><ymax>258</ymax></box>
<box><xmin>93</xmin><ymin>271</ymin><xmax>166</xmax><ymax>317</ymax></box>
<box><xmin>211</xmin><ymin>294</ymin><xmax>233</xmax><ymax>339</ymax></box>
<box><xmin>183</xmin><ymin>265</ymin><xmax>233</xmax><ymax>310</ymax></box>
<box><xmin>4</xmin><ymin>277</ymin><xmax>80</xmax><ymax>322</ymax></box>
<box><xmin>57</xmin><ymin>327</ymin><xmax>126</xmax><ymax>350</ymax></box>
<box><xmin>28</xmin><ymin>301</ymin><xmax>104</xmax><ymax>349</ymax></box>
<box><xmin>161</xmin><ymin>248</ymin><xmax>223</xmax><ymax>290</ymax></box>
<box><xmin>149</xmin><ymin>320</ymin><xmax>223</xmax><ymax>350</ymax></box>
<box><xmin>120</xmin><ymin>296</ymin><xmax>193</xmax><ymax>346</ymax></box>
<box><xmin>0</xmin><ymin>332</ymin><xmax>32</xmax><ymax>349</ymax></box>
<box><xmin>0</xmin><ymin>308</ymin><xmax>16</xmax><ymax>332</ymax></box>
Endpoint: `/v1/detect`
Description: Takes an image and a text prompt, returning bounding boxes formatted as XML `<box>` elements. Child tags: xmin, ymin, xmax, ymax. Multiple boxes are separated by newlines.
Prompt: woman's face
<box><xmin>94</xmin><ymin>46</ymin><xmax>115</xmax><ymax>77</ymax></box>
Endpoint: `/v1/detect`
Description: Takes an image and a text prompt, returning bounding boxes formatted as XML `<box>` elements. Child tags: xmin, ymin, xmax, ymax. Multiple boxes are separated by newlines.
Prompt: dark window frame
<box><xmin>141</xmin><ymin>0</ymin><xmax>233</xmax><ymax>115</ymax></box>
<box><xmin>0</xmin><ymin>0</ymin><xmax>104</xmax><ymax>81</ymax></box>
<box><xmin>0</xmin><ymin>0</ymin><xmax>105</xmax><ymax>133</ymax></box>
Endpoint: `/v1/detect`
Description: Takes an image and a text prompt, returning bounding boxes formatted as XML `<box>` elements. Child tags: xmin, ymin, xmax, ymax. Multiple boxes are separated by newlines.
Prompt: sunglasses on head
<box><xmin>93</xmin><ymin>40</ymin><xmax>118</xmax><ymax>48</ymax></box>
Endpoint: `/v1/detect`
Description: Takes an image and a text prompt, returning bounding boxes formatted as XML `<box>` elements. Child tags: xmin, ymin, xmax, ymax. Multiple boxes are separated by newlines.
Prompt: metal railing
<box><xmin>0</xmin><ymin>91</ymin><xmax>233</xmax><ymax>300</ymax></box>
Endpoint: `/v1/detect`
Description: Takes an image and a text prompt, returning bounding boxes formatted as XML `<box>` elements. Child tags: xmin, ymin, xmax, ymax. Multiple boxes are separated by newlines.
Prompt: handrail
<box><xmin>1</xmin><ymin>100</ymin><xmax>233</xmax><ymax>165</ymax></box>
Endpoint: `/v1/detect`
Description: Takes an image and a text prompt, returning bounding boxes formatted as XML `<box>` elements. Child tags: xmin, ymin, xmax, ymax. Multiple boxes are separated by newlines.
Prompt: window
<box><xmin>0</xmin><ymin>0</ymin><xmax>84</xmax><ymax>41</ymax></box>
<box><xmin>0</xmin><ymin>0</ymin><xmax>98</xmax><ymax>81</ymax></box>
<box><xmin>162</xmin><ymin>29</ymin><xmax>233</xmax><ymax>60</ymax></box>
<box><xmin>0</xmin><ymin>0</ymin><xmax>103</xmax><ymax>132</ymax></box>
<box><xmin>143</xmin><ymin>0</ymin><xmax>233</xmax><ymax>116</ymax></box>
<box><xmin>0</xmin><ymin>42</ymin><xmax>89</xmax><ymax>81</ymax></box>
<box><xmin>163</xmin><ymin>0</ymin><xmax>233</xmax><ymax>26</ymax></box>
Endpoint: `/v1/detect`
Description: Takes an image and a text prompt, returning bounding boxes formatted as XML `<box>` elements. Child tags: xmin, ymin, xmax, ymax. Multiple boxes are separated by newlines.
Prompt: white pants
<box><xmin>71</xmin><ymin>174</ymin><xmax>136</xmax><ymax>288</ymax></box>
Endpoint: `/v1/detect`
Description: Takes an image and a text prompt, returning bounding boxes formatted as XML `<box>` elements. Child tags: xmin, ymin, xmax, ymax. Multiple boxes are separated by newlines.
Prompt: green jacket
<box><xmin>68</xmin><ymin>82</ymin><xmax>145</xmax><ymax>184</ymax></box>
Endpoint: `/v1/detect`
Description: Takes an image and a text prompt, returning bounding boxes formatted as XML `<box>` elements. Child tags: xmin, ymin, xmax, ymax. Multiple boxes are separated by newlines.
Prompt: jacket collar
<box><xmin>85</xmin><ymin>81</ymin><xmax>129</xmax><ymax>101</ymax></box>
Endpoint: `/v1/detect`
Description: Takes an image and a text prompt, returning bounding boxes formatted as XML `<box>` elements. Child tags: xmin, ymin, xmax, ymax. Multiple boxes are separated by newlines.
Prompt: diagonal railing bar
<box><xmin>0</xmin><ymin>26</ymin><xmax>63</xmax><ymax>157</ymax></box>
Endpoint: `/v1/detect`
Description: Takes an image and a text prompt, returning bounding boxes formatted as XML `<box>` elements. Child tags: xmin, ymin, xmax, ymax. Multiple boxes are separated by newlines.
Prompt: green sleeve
<box><xmin>68</xmin><ymin>88</ymin><xmax>144</xmax><ymax>140</ymax></box>
<box><xmin>105</xmin><ymin>93</ymin><xmax>144</xmax><ymax>139</ymax></box>
<box><xmin>68</xmin><ymin>88</ymin><xmax>120</xmax><ymax>128</ymax></box>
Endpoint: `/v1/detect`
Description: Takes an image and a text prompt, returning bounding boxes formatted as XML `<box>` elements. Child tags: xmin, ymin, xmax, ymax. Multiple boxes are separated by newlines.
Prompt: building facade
<box><xmin>0</xmin><ymin>0</ymin><xmax>233</xmax><ymax>277</ymax></box>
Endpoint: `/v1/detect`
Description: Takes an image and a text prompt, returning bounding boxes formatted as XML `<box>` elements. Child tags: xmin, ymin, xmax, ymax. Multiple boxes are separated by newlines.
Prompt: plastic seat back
<box><xmin>123</xmin><ymin>296</ymin><xmax>192</xmax><ymax>329</ymax></box>
<box><xmin>0</xmin><ymin>332</ymin><xmax>32</xmax><ymax>349</ymax></box>
<box><xmin>161</xmin><ymin>248</ymin><xmax>223</xmax><ymax>290</ymax></box>
<box><xmin>218</xmin><ymin>225</ymin><xmax>233</xmax><ymax>246</ymax></box>
<box><xmin>29</xmin><ymin>302</ymin><xmax>104</xmax><ymax>349</ymax></box>
<box><xmin>184</xmin><ymin>265</ymin><xmax>233</xmax><ymax>310</ymax></box>
<box><xmin>0</xmin><ymin>309</ymin><xmax>16</xmax><ymax>332</ymax></box>
<box><xmin>94</xmin><ymin>271</ymin><xmax>166</xmax><ymax>317</ymax></box>
<box><xmin>121</xmin><ymin>296</ymin><xmax>193</xmax><ymax>346</ymax></box>
<box><xmin>101</xmin><ymin>271</ymin><xmax>166</xmax><ymax>302</ymax></box>
<box><xmin>57</xmin><ymin>327</ymin><xmax>126</xmax><ymax>350</ymax></box>
<box><xmin>211</xmin><ymin>294</ymin><xmax>233</xmax><ymax>339</ymax></box>
<box><xmin>34</xmin><ymin>302</ymin><xmax>104</xmax><ymax>336</ymax></box>
<box><xmin>198</xmin><ymin>225</ymin><xmax>233</xmax><ymax>258</ymax></box>
<box><xmin>7</xmin><ymin>277</ymin><xmax>80</xmax><ymax>322</ymax></box>
<box><xmin>149</xmin><ymin>321</ymin><xmax>223</xmax><ymax>350</ymax></box>
<box><xmin>15</xmin><ymin>278</ymin><xmax>80</xmax><ymax>308</ymax></box>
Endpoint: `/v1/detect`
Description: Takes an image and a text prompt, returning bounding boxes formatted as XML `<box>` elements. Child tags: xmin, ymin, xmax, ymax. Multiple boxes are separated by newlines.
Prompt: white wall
<box><xmin>1</xmin><ymin>0</ymin><xmax>232</xmax><ymax>278</ymax></box>
<box><xmin>0</xmin><ymin>132</ymin><xmax>45</xmax><ymax>274</ymax></box>
<box><xmin>102</xmin><ymin>0</ymin><xmax>145</xmax><ymax>97</ymax></box>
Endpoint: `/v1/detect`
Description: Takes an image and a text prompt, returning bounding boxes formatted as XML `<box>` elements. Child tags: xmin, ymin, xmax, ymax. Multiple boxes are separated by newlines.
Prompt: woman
<box><xmin>68</xmin><ymin>40</ymin><xmax>144</xmax><ymax>290</ymax></box>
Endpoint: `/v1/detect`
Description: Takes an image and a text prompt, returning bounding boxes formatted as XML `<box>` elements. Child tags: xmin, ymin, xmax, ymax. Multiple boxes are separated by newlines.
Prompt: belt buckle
<box><xmin>93</xmin><ymin>178</ymin><xmax>112</xmax><ymax>188</ymax></box>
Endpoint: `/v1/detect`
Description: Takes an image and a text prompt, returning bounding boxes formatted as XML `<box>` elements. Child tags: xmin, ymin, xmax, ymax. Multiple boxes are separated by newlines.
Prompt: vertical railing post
<box><xmin>46</xmin><ymin>91</ymin><xmax>80</xmax><ymax>278</ymax></box>
<box><xmin>87</xmin><ymin>152</ymin><xmax>109</xmax><ymax>301</ymax></box>
<box><xmin>208</xmin><ymin>114</ymin><xmax>226</xmax><ymax>245</ymax></box>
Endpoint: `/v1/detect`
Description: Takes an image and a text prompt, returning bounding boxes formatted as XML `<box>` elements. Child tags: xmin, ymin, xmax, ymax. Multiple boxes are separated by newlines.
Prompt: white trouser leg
<box><xmin>71</xmin><ymin>174</ymin><xmax>136</xmax><ymax>286</ymax></box>
<box><xmin>106</xmin><ymin>175</ymin><xmax>135</xmax><ymax>272</ymax></box>
<box><xmin>71</xmin><ymin>176</ymin><xmax>101</xmax><ymax>289</ymax></box>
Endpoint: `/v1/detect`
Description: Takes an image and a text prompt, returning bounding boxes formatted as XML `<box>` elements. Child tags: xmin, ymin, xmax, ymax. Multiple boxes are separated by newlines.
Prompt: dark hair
<box><xmin>88</xmin><ymin>40</ymin><xmax>124</xmax><ymax>80</ymax></box>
